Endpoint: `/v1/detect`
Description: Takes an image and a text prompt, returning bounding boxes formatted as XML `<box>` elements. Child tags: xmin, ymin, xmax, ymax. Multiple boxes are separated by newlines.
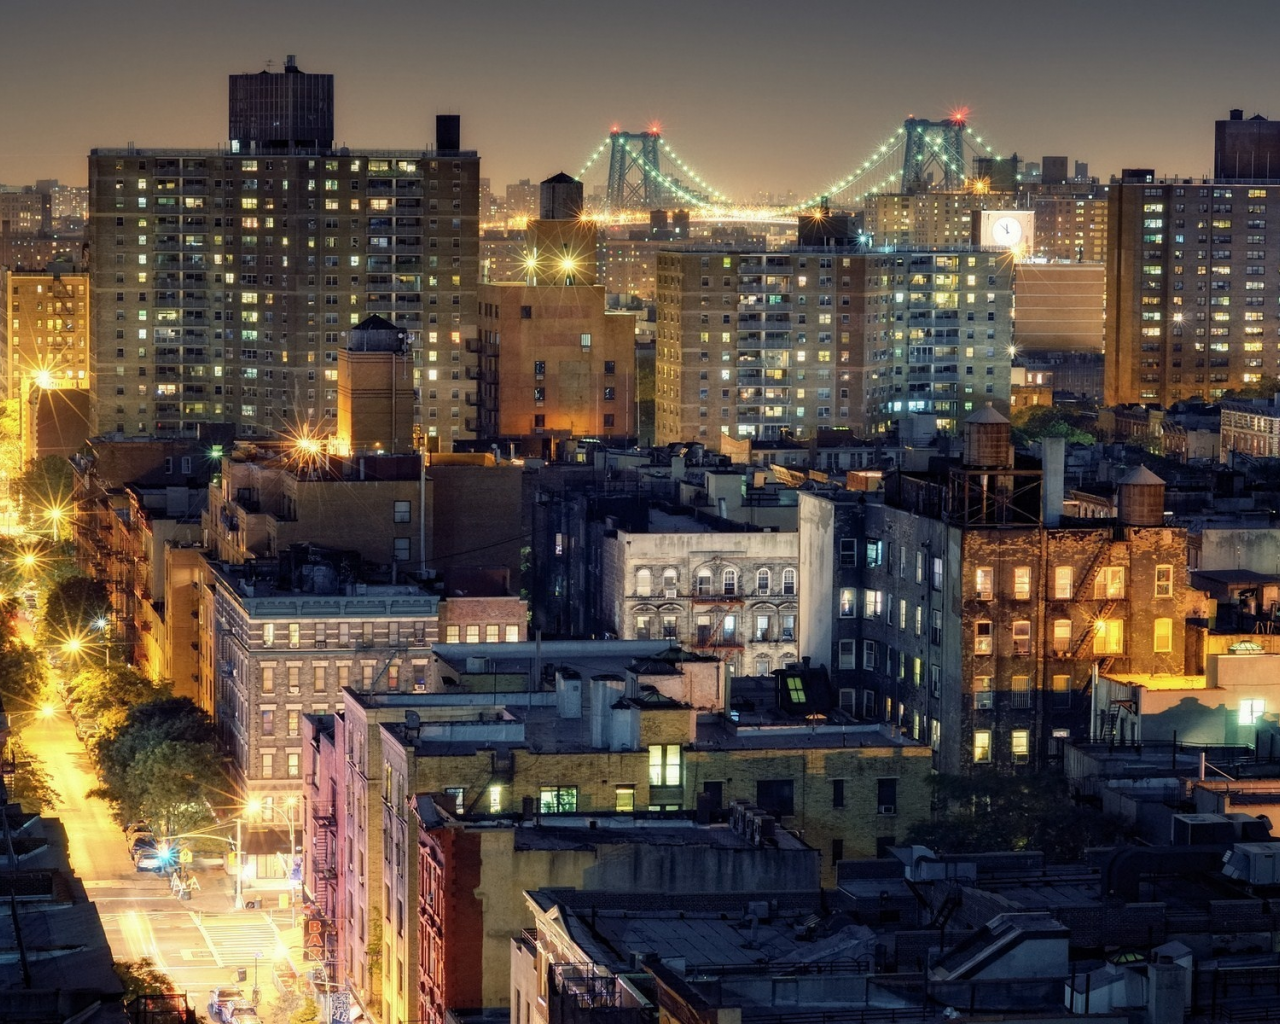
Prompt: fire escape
<box><xmin>1068</xmin><ymin>541</ymin><xmax>1124</xmax><ymax>675</ymax></box>
<box><xmin>310</xmin><ymin>797</ymin><xmax>338</xmax><ymax>922</ymax></box>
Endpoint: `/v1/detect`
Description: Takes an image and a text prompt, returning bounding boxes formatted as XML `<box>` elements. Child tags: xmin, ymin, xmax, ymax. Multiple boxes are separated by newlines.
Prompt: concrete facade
<box><xmin>655</xmin><ymin>248</ymin><xmax>1014</xmax><ymax>445</ymax></box>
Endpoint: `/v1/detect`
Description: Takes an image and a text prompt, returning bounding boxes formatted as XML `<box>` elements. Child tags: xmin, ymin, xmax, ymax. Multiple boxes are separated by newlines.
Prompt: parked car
<box><xmin>134</xmin><ymin>846</ymin><xmax>169</xmax><ymax>872</ymax></box>
<box><xmin>124</xmin><ymin>821</ymin><xmax>151</xmax><ymax>841</ymax></box>
<box><xmin>207</xmin><ymin>987</ymin><xmax>246</xmax><ymax>1023</ymax></box>
<box><xmin>229</xmin><ymin>1008</ymin><xmax>262</xmax><ymax>1024</ymax></box>
<box><xmin>75</xmin><ymin>717</ymin><xmax>100</xmax><ymax>741</ymax></box>
<box><xmin>129</xmin><ymin>835</ymin><xmax>157</xmax><ymax>861</ymax></box>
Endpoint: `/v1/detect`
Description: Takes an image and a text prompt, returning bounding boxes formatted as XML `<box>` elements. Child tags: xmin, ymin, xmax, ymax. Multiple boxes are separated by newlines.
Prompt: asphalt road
<box><xmin>19</xmin><ymin>709</ymin><xmax>297</xmax><ymax>1016</ymax></box>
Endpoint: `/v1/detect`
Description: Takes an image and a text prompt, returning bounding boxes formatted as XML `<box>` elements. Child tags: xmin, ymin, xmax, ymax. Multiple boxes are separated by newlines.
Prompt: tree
<box><xmin>91</xmin><ymin>697</ymin><xmax>223</xmax><ymax>834</ymax></box>
<box><xmin>1010</xmin><ymin>405</ymin><xmax>1099</xmax><ymax>447</ymax></box>
<box><xmin>906</xmin><ymin>774</ymin><xmax>1130</xmax><ymax>862</ymax></box>
<box><xmin>18</xmin><ymin>455</ymin><xmax>74</xmax><ymax>519</ymax></box>
<box><xmin>66</xmin><ymin>665</ymin><xmax>170</xmax><ymax>733</ymax></box>
<box><xmin>6</xmin><ymin>740</ymin><xmax>59</xmax><ymax>812</ymax></box>
<box><xmin>290</xmin><ymin>998</ymin><xmax>320</xmax><ymax>1024</ymax></box>
<box><xmin>114</xmin><ymin>958</ymin><xmax>174</xmax><ymax>1000</ymax></box>
<box><xmin>40</xmin><ymin>575</ymin><xmax>110</xmax><ymax>647</ymax></box>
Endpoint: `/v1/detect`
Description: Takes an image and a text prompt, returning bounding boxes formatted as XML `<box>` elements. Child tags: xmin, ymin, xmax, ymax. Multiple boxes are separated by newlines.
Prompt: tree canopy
<box><xmin>66</xmin><ymin>664</ymin><xmax>170</xmax><ymax>732</ymax></box>
<box><xmin>1010</xmin><ymin>405</ymin><xmax>1099</xmax><ymax>447</ymax></box>
<box><xmin>41</xmin><ymin>575</ymin><xmax>111</xmax><ymax>648</ymax></box>
<box><xmin>91</xmin><ymin>697</ymin><xmax>225</xmax><ymax>837</ymax></box>
<box><xmin>905</xmin><ymin>774</ymin><xmax>1131</xmax><ymax>862</ymax></box>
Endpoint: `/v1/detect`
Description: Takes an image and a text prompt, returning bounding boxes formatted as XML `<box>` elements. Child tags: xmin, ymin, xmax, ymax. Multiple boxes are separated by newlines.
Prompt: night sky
<box><xmin>5</xmin><ymin>0</ymin><xmax>1280</xmax><ymax>199</ymax></box>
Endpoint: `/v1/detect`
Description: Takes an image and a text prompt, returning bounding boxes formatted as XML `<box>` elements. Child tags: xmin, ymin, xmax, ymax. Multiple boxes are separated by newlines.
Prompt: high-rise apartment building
<box><xmin>861</xmin><ymin>192</ymin><xmax>1010</xmax><ymax>248</ymax></box>
<box><xmin>1105</xmin><ymin>170</ymin><xmax>1280</xmax><ymax>406</ymax></box>
<box><xmin>87</xmin><ymin>59</ymin><xmax>479</xmax><ymax>447</ymax></box>
<box><xmin>1030</xmin><ymin>196</ymin><xmax>1109</xmax><ymax>262</ymax></box>
<box><xmin>2</xmin><ymin>264</ymin><xmax>89</xmax><ymax>395</ymax></box>
<box><xmin>654</xmin><ymin>247</ymin><xmax>1013</xmax><ymax>444</ymax></box>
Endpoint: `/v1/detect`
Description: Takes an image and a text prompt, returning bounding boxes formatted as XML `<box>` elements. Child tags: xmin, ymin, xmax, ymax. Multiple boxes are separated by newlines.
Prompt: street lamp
<box><xmin>242</xmin><ymin>796</ymin><xmax>300</xmax><ymax>919</ymax></box>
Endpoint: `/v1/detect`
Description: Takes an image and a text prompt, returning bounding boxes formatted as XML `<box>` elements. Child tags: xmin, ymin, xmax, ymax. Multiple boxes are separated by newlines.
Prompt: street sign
<box><xmin>179</xmin><ymin>849</ymin><xmax>192</xmax><ymax>864</ymax></box>
<box><xmin>330</xmin><ymin>991</ymin><xmax>350</xmax><ymax>1024</ymax></box>
<box><xmin>303</xmin><ymin>918</ymin><xmax>325</xmax><ymax>961</ymax></box>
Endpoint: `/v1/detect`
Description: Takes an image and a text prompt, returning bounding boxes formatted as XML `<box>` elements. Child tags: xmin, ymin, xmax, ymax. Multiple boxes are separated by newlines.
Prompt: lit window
<box><xmin>839</xmin><ymin>588</ymin><xmax>856</xmax><ymax>616</ymax></box>
<box><xmin>1154</xmin><ymin>617</ymin><xmax>1173</xmax><ymax>653</ymax></box>
<box><xmin>1053</xmin><ymin>566</ymin><xmax>1074</xmax><ymax>600</ymax></box>
<box><xmin>1053</xmin><ymin>619</ymin><xmax>1072</xmax><ymax>654</ymax></box>
<box><xmin>1240</xmin><ymin>699</ymin><xmax>1266</xmax><ymax>726</ymax></box>
<box><xmin>1093</xmin><ymin>619</ymin><xmax>1124</xmax><ymax>655</ymax></box>
<box><xmin>975</xmin><ymin>620</ymin><xmax>993</xmax><ymax>655</ymax></box>
<box><xmin>636</xmin><ymin>568</ymin><xmax>652</xmax><ymax>597</ymax></box>
<box><xmin>973</xmin><ymin>730</ymin><xmax>992</xmax><ymax>763</ymax></box>
<box><xmin>539</xmin><ymin>786</ymin><xmax>577</xmax><ymax>813</ymax></box>
<box><xmin>975</xmin><ymin>566</ymin><xmax>994</xmax><ymax>601</ymax></box>
<box><xmin>1094</xmin><ymin>567</ymin><xmax>1125</xmax><ymax>600</ymax></box>
<box><xmin>262</xmin><ymin>623</ymin><xmax>275</xmax><ymax>647</ymax></box>
<box><xmin>1011</xmin><ymin>729</ymin><xmax>1029</xmax><ymax>763</ymax></box>
<box><xmin>648</xmin><ymin>745</ymin><xmax>681</xmax><ymax>787</ymax></box>
<box><xmin>1013</xmin><ymin>566</ymin><xmax>1031</xmax><ymax>600</ymax></box>
<box><xmin>1155</xmin><ymin>565</ymin><xmax>1174</xmax><ymax>598</ymax></box>
<box><xmin>615</xmin><ymin>786</ymin><xmax>636</xmax><ymax>813</ymax></box>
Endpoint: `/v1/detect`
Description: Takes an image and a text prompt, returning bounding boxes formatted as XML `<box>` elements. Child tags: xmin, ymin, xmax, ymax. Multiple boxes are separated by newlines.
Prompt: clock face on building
<box><xmin>991</xmin><ymin>216</ymin><xmax>1023</xmax><ymax>245</ymax></box>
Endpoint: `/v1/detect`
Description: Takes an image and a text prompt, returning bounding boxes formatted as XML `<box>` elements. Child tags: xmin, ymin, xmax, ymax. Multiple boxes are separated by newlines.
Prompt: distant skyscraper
<box><xmin>1041</xmin><ymin>156</ymin><xmax>1069</xmax><ymax>186</ymax></box>
<box><xmin>1214</xmin><ymin>108</ymin><xmax>1280</xmax><ymax>181</ymax></box>
<box><xmin>1106</xmin><ymin>166</ymin><xmax>1280</xmax><ymax>406</ymax></box>
<box><xmin>1074</xmin><ymin>160</ymin><xmax>1089</xmax><ymax>182</ymax></box>
<box><xmin>228</xmin><ymin>54</ymin><xmax>334</xmax><ymax>153</ymax></box>
<box><xmin>89</xmin><ymin>62</ymin><xmax>480</xmax><ymax>446</ymax></box>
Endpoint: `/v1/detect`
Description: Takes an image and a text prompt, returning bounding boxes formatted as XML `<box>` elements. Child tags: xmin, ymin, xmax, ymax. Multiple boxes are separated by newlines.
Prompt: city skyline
<box><xmin>6</xmin><ymin>0</ymin><xmax>1280</xmax><ymax>200</ymax></box>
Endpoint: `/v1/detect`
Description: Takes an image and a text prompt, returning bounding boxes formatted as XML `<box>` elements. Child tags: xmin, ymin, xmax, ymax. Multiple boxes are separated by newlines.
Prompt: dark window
<box><xmin>533</xmin><ymin>414</ymin><xmax>545</xmax><ymax>429</ymax></box>
<box><xmin>831</xmin><ymin>838</ymin><xmax>844</xmax><ymax>863</ymax></box>
<box><xmin>756</xmin><ymin>779</ymin><xmax>794</xmax><ymax>818</ymax></box>
<box><xmin>520</xmin><ymin>305</ymin><xmax>532</xmax><ymax>319</ymax></box>
<box><xmin>392</xmin><ymin>500</ymin><xmax>411</xmax><ymax>524</ymax></box>
<box><xmin>603</xmin><ymin>387</ymin><xmax>616</xmax><ymax>401</ymax></box>
<box><xmin>533</xmin><ymin>360</ymin><xmax>545</xmax><ymax>377</ymax></box>
<box><xmin>877</xmin><ymin>778</ymin><xmax>898</xmax><ymax>813</ymax></box>
<box><xmin>603</xmin><ymin>414</ymin><xmax>615</xmax><ymax>429</ymax></box>
<box><xmin>831</xmin><ymin>779</ymin><xmax>844</xmax><ymax>808</ymax></box>
<box><xmin>603</xmin><ymin>361</ymin><xmax>616</xmax><ymax>375</ymax></box>
<box><xmin>533</xmin><ymin>387</ymin><xmax>545</xmax><ymax>402</ymax></box>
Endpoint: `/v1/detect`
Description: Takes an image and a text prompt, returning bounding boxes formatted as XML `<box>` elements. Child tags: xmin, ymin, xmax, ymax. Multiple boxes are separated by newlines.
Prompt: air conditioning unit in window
<box><xmin>664</xmin><ymin>588</ymin><xmax>677</xmax><ymax>599</ymax></box>
<box><xmin>974</xmin><ymin>692</ymin><xmax>993</xmax><ymax>709</ymax></box>
<box><xmin>878</xmin><ymin>805</ymin><xmax>897</xmax><ymax>815</ymax></box>
<box><xmin>315</xmin><ymin>640</ymin><xmax>326</xmax><ymax>648</ymax></box>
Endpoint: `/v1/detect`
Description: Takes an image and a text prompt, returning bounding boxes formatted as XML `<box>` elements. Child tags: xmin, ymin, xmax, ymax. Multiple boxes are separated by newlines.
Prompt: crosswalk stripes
<box><xmin>198</xmin><ymin>911</ymin><xmax>282</xmax><ymax>970</ymax></box>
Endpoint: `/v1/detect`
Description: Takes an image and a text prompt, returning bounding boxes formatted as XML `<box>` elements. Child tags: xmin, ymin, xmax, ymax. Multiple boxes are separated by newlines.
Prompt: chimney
<box><xmin>436</xmin><ymin>115</ymin><xmax>461</xmax><ymax>154</ymax></box>
<box><xmin>1041</xmin><ymin>436</ymin><xmax>1065</xmax><ymax>528</ymax></box>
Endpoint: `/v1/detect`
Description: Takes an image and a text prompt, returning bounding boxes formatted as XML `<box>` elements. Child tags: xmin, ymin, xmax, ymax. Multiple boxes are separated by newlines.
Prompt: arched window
<box><xmin>662</xmin><ymin>568</ymin><xmax>678</xmax><ymax>596</ymax></box>
<box><xmin>636</xmin><ymin>568</ymin><xmax>652</xmax><ymax>597</ymax></box>
<box><xmin>696</xmin><ymin>569</ymin><xmax>713</xmax><ymax>597</ymax></box>
<box><xmin>782</xmin><ymin>568</ymin><xmax>796</xmax><ymax>595</ymax></box>
<box><xmin>757</xmin><ymin>568</ymin><xmax>771</xmax><ymax>595</ymax></box>
<box><xmin>723</xmin><ymin>568</ymin><xmax>738</xmax><ymax>596</ymax></box>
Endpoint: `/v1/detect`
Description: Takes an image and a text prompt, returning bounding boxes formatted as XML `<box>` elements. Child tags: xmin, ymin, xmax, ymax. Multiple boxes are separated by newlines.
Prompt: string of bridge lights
<box><xmin>574</xmin><ymin>118</ymin><xmax>1013</xmax><ymax>213</ymax></box>
<box><xmin>656</xmin><ymin>140</ymin><xmax>728</xmax><ymax>203</ymax></box>
<box><xmin>623</xmin><ymin>145</ymin><xmax>713</xmax><ymax>209</ymax></box>
<box><xmin>786</xmin><ymin>126</ymin><xmax>908</xmax><ymax>212</ymax></box>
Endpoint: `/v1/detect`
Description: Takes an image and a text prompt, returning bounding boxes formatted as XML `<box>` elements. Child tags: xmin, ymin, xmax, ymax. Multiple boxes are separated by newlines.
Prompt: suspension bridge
<box><xmin>574</xmin><ymin>111</ymin><xmax>1016</xmax><ymax>222</ymax></box>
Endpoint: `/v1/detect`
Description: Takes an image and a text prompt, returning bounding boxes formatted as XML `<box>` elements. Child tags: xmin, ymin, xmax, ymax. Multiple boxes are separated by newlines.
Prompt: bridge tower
<box><xmin>900</xmin><ymin>116</ymin><xmax>968</xmax><ymax>193</ymax></box>
<box><xmin>606</xmin><ymin>130</ymin><xmax>668</xmax><ymax>211</ymax></box>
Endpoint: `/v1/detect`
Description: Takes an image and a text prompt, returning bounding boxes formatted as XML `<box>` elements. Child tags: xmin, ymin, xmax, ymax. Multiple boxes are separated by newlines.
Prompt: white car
<box><xmin>208</xmin><ymin>987</ymin><xmax>246</xmax><ymax>1023</ymax></box>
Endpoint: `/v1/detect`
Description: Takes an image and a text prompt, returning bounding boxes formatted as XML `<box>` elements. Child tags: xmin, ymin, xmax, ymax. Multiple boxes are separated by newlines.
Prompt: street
<box><xmin>18</xmin><ymin>709</ymin><xmax>301</xmax><ymax>1013</ymax></box>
